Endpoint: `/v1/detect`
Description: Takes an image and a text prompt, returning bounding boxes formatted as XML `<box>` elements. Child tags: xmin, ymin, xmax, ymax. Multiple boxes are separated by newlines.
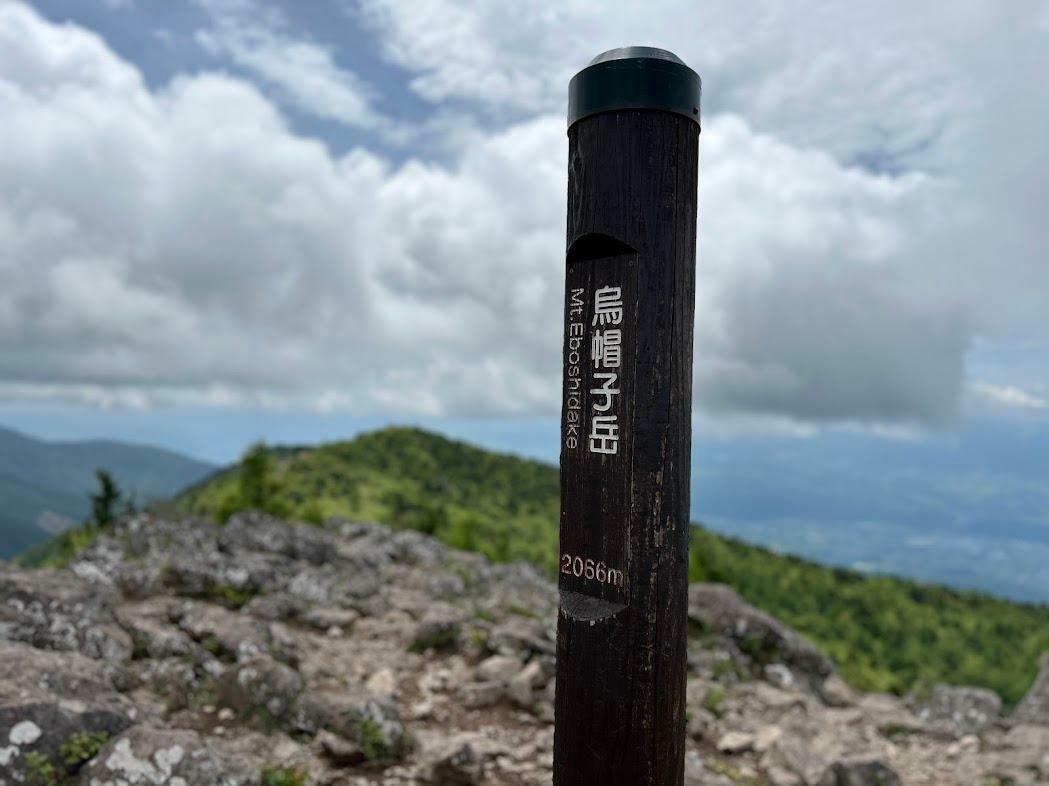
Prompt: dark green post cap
<box><xmin>568</xmin><ymin>46</ymin><xmax>701</xmax><ymax>129</ymax></box>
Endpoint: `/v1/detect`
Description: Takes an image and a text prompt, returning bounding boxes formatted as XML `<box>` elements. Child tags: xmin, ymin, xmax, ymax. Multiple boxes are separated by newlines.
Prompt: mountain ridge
<box><xmin>168</xmin><ymin>425</ymin><xmax>1049</xmax><ymax>705</ymax></box>
<box><xmin>0</xmin><ymin>424</ymin><xmax>216</xmax><ymax>558</ymax></box>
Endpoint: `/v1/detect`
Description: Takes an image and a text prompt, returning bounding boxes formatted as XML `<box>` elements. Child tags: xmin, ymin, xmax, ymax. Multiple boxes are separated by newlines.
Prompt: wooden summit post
<box><xmin>554</xmin><ymin>47</ymin><xmax>701</xmax><ymax>785</ymax></box>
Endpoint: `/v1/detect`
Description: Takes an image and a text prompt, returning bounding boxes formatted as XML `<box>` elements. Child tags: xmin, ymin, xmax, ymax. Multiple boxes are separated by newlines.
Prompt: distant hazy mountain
<box><xmin>0</xmin><ymin>426</ymin><xmax>215</xmax><ymax>559</ymax></box>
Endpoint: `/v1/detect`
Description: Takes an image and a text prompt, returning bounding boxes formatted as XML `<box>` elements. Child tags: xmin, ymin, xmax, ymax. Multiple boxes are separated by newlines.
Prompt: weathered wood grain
<box><xmin>554</xmin><ymin>109</ymin><xmax>699</xmax><ymax>786</ymax></box>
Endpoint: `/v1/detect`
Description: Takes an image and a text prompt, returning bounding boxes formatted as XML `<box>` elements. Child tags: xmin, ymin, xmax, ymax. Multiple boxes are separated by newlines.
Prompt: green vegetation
<box><xmin>60</xmin><ymin>731</ymin><xmax>109</xmax><ymax>769</ymax></box>
<box><xmin>260</xmin><ymin>765</ymin><xmax>308</xmax><ymax>786</ymax></box>
<box><xmin>702</xmin><ymin>686</ymin><xmax>725</xmax><ymax>717</ymax></box>
<box><xmin>352</xmin><ymin>716</ymin><xmax>411</xmax><ymax>763</ymax></box>
<box><xmin>18</xmin><ymin>468</ymin><xmax>130</xmax><ymax>568</ymax></box>
<box><xmin>18</xmin><ymin>524</ymin><xmax>103</xmax><ymax>568</ymax></box>
<box><xmin>199</xmin><ymin>581</ymin><xmax>257</xmax><ymax>609</ymax></box>
<box><xmin>213</xmin><ymin>442</ymin><xmax>291</xmax><ymax>521</ymax></box>
<box><xmin>688</xmin><ymin>527</ymin><xmax>1049</xmax><ymax>704</ymax></box>
<box><xmin>409</xmin><ymin>625</ymin><xmax>460</xmax><ymax>654</ymax></box>
<box><xmin>179</xmin><ymin>427</ymin><xmax>558</xmax><ymax>567</ymax></box>
<box><xmin>23</xmin><ymin>752</ymin><xmax>57</xmax><ymax>786</ymax></box>
<box><xmin>127</xmin><ymin>426</ymin><xmax>1049</xmax><ymax>704</ymax></box>
<box><xmin>707</xmin><ymin>757</ymin><xmax>760</xmax><ymax>785</ymax></box>
<box><xmin>90</xmin><ymin>470</ymin><xmax>121</xmax><ymax>528</ymax></box>
<box><xmin>0</xmin><ymin>425</ymin><xmax>214</xmax><ymax>561</ymax></box>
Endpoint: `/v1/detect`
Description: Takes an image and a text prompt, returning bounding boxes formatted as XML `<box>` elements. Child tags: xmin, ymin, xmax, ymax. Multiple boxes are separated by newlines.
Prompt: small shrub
<box><xmin>708</xmin><ymin>757</ymin><xmax>760</xmax><ymax>785</ymax></box>
<box><xmin>702</xmin><ymin>687</ymin><xmax>724</xmax><ymax>718</ymax></box>
<box><xmin>408</xmin><ymin>626</ymin><xmax>459</xmax><ymax>654</ymax></box>
<box><xmin>467</xmin><ymin>627</ymin><xmax>489</xmax><ymax>652</ymax></box>
<box><xmin>260</xmin><ymin>765</ymin><xmax>308</xmax><ymax>786</ymax></box>
<box><xmin>713</xmin><ymin>657</ymin><xmax>745</xmax><ymax>682</ymax></box>
<box><xmin>355</xmin><ymin>717</ymin><xmax>391</xmax><ymax>762</ymax></box>
<box><xmin>60</xmin><ymin>730</ymin><xmax>109</xmax><ymax>768</ymax></box>
<box><xmin>186</xmin><ymin>682</ymin><xmax>218</xmax><ymax>710</ymax></box>
<box><xmin>503</xmin><ymin>602</ymin><xmax>537</xmax><ymax>619</ymax></box>
<box><xmin>23</xmin><ymin>751</ymin><xmax>57</xmax><ymax>786</ymax></box>
<box><xmin>300</xmin><ymin>500</ymin><xmax>326</xmax><ymax>526</ymax></box>
<box><xmin>352</xmin><ymin>716</ymin><xmax>412</xmax><ymax>764</ymax></box>
<box><xmin>201</xmin><ymin>635</ymin><xmax>224</xmax><ymax>656</ymax></box>
<box><xmin>738</xmin><ymin>634</ymin><xmax>779</xmax><ymax>667</ymax></box>
<box><xmin>202</xmin><ymin>582</ymin><xmax>256</xmax><ymax>609</ymax></box>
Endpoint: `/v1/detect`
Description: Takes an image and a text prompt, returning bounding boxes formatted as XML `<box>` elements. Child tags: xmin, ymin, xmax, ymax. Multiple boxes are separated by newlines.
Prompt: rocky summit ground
<box><xmin>3</xmin><ymin>514</ymin><xmax>1049</xmax><ymax>785</ymax></box>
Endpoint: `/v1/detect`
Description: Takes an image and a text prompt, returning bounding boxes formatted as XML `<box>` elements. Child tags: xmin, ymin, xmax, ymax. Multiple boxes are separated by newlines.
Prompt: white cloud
<box><xmin>193</xmin><ymin>0</ymin><xmax>380</xmax><ymax>128</ymax></box>
<box><xmin>356</xmin><ymin>0</ymin><xmax>1012</xmax><ymax>167</ymax></box>
<box><xmin>970</xmin><ymin>383</ymin><xmax>1048</xmax><ymax>412</ymax></box>
<box><xmin>0</xmin><ymin>2</ymin><xmax>1046</xmax><ymax>430</ymax></box>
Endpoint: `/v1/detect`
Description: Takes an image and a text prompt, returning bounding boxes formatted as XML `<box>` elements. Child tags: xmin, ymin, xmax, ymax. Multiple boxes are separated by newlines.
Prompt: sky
<box><xmin>1</xmin><ymin>0</ymin><xmax>1049</xmax><ymax>596</ymax></box>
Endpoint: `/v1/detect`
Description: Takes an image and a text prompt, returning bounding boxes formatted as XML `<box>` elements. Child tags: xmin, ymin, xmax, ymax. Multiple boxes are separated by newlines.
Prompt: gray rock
<box><xmin>290</xmin><ymin>686</ymin><xmax>409</xmax><ymax>762</ymax></box>
<box><xmin>506</xmin><ymin>659</ymin><xmax>546</xmax><ymax>710</ymax></box>
<box><xmin>462</xmin><ymin>681</ymin><xmax>506</xmax><ymax>709</ymax></box>
<box><xmin>410</xmin><ymin>605</ymin><xmax>463</xmax><ymax>653</ymax></box>
<box><xmin>717</xmin><ymin>730</ymin><xmax>756</xmax><ymax>754</ymax></box>
<box><xmin>475</xmin><ymin>654</ymin><xmax>522</xmax><ymax>684</ymax></box>
<box><xmin>688</xmin><ymin>583</ymin><xmax>834</xmax><ymax>691</ymax></box>
<box><xmin>348</xmin><ymin>697</ymin><xmax>412</xmax><ymax>764</ymax></box>
<box><xmin>390</xmin><ymin>529</ymin><xmax>447</xmax><ymax>566</ymax></box>
<box><xmin>817</xmin><ymin>758</ymin><xmax>902</xmax><ymax>786</ymax></box>
<box><xmin>1014</xmin><ymin>651</ymin><xmax>1049</xmax><ymax>725</ymax></box>
<box><xmin>487</xmin><ymin>617</ymin><xmax>556</xmax><ymax>658</ymax></box>
<box><xmin>242</xmin><ymin>592</ymin><xmax>306</xmax><ymax>622</ymax></box>
<box><xmin>221</xmin><ymin>511</ymin><xmax>338</xmax><ymax>565</ymax></box>
<box><xmin>172</xmin><ymin>600</ymin><xmax>289</xmax><ymax>664</ymax></box>
<box><xmin>683</xmin><ymin>750</ymin><xmax>734</xmax><ymax>785</ymax></box>
<box><xmin>911</xmin><ymin>683</ymin><xmax>1001</xmax><ymax>734</ymax></box>
<box><xmin>317</xmin><ymin>728</ymin><xmax>366</xmax><ymax>766</ymax></box>
<box><xmin>287</xmin><ymin>563</ymin><xmax>382</xmax><ymax>608</ymax></box>
<box><xmin>119</xmin><ymin>598</ymin><xmax>195</xmax><ymax>659</ymax></box>
<box><xmin>429</xmin><ymin>742</ymin><xmax>483</xmax><ymax>784</ymax></box>
<box><xmin>73</xmin><ymin>726</ymin><xmax>257</xmax><ymax>786</ymax></box>
<box><xmin>818</xmin><ymin>675</ymin><xmax>857</xmax><ymax>708</ymax></box>
<box><xmin>0</xmin><ymin>564</ymin><xmax>132</xmax><ymax>661</ymax></box>
<box><xmin>299</xmin><ymin>605</ymin><xmax>360</xmax><ymax>632</ymax></box>
<box><xmin>133</xmin><ymin>656</ymin><xmax>202</xmax><ymax>711</ymax></box>
<box><xmin>217</xmin><ymin>656</ymin><xmax>303</xmax><ymax>723</ymax></box>
<box><xmin>0</xmin><ymin>641</ymin><xmax>137</xmax><ymax>783</ymax></box>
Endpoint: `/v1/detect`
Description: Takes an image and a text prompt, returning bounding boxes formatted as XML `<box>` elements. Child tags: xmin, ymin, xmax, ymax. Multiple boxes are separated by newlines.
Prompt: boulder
<box><xmin>0</xmin><ymin>564</ymin><xmax>132</xmax><ymax>661</ymax></box>
<box><xmin>298</xmin><ymin>605</ymin><xmax>359</xmax><ymax>632</ymax></box>
<box><xmin>410</xmin><ymin>605</ymin><xmax>464</xmax><ymax>653</ymax></box>
<box><xmin>118</xmin><ymin>598</ymin><xmax>195</xmax><ymax>659</ymax></box>
<box><xmin>0</xmin><ymin>641</ymin><xmax>136</xmax><ymax>783</ymax></box>
<box><xmin>172</xmin><ymin>600</ymin><xmax>291</xmax><ymax>664</ymax></box>
<box><xmin>461</xmin><ymin>681</ymin><xmax>504</xmax><ymax>709</ymax></box>
<box><xmin>506</xmin><ymin>659</ymin><xmax>547</xmax><ymax>710</ymax></box>
<box><xmin>910</xmin><ymin>683</ymin><xmax>1001</xmax><ymax>734</ymax></box>
<box><xmin>390</xmin><ymin>529</ymin><xmax>447</xmax><ymax>566</ymax></box>
<box><xmin>1014</xmin><ymin>651</ymin><xmax>1049</xmax><ymax>725</ymax></box>
<box><xmin>217</xmin><ymin>656</ymin><xmax>303</xmax><ymax>724</ymax></box>
<box><xmin>429</xmin><ymin>742</ymin><xmax>483</xmax><ymax>784</ymax></box>
<box><xmin>291</xmin><ymin>687</ymin><xmax>410</xmax><ymax>763</ymax></box>
<box><xmin>221</xmin><ymin>511</ymin><xmax>338</xmax><ymax>565</ymax></box>
<box><xmin>317</xmin><ymin>728</ymin><xmax>366</xmax><ymax>766</ymax></box>
<box><xmin>72</xmin><ymin>726</ymin><xmax>257</xmax><ymax>786</ymax></box>
<box><xmin>241</xmin><ymin>592</ymin><xmax>306</xmax><ymax>622</ymax></box>
<box><xmin>486</xmin><ymin>616</ymin><xmax>556</xmax><ymax>658</ymax></box>
<box><xmin>688</xmin><ymin>583</ymin><xmax>834</xmax><ymax>692</ymax></box>
<box><xmin>286</xmin><ymin>563</ymin><xmax>382</xmax><ymax>609</ymax></box>
<box><xmin>816</xmin><ymin>758</ymin><xmax>902</xmax><ymax>786</ymax></box>
<box><xmin>717</xmin><ymin>730</ymin><xmax>756</xmax><ymax>754</ymax></box>
<box><xmin>475</xmin><ymin>654</ymin><xmax>523</xmax><ymax>684</ymax></box>
<box><xmin>133</xmin><ymin>657</ymin><xmax>202</xmax><ymax>711</ymax></box>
